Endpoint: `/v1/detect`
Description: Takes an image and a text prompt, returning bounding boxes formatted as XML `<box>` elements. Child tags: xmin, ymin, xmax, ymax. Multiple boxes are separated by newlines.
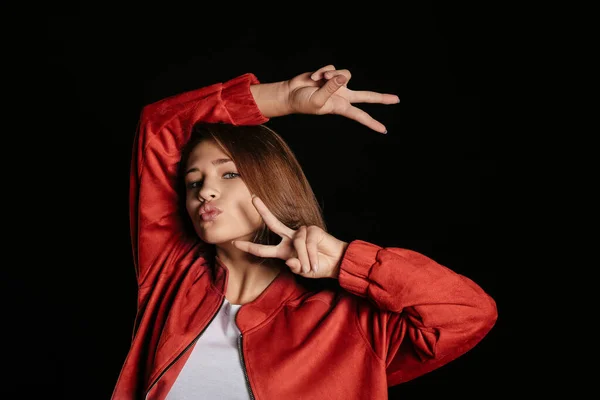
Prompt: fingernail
<box><xmin>313</xmin><ymin>263</ymin><xmax>319</xmax><ymax>272</ymax></box>
<box><xmin>335</xmin><ymin>75</ymin><xmax>346</xmax><ymax>85</ymax></box>
<box><xmin>383</xmin><ymin>130</ymin><xmax>388</xmax><ymax>134</ymax></box>
<box><xmin>310</xmin><ymin>74</ymin><xmax>317</xmax><ymax>81</ymax></box>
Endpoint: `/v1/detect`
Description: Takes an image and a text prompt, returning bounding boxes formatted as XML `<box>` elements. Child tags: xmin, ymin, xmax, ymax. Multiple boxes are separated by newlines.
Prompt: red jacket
<box><xmin>111</xmin><ymin>73</ymin><xmax>498</xmax><ymax>399</ymax></box>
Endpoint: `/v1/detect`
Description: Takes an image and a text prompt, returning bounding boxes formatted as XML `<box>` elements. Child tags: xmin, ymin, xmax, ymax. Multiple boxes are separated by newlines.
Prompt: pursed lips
<box><xmin>199</xmin><ymin>203</ymin><xmax>223</xmax><ymax>222</ymax></box>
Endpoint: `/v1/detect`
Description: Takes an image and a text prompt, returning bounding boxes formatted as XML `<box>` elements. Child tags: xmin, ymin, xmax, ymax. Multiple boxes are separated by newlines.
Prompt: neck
<box><xmin>215</xmin><ymin>243</ymin><xmax>283</xmax><ymax>305</ymax></box>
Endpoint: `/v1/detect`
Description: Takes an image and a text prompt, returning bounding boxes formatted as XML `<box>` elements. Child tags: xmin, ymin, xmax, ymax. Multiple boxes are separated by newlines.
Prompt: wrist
<box><xmin>331</xmin><ymin>241</ymin><xmax>349</xmax><ymax>279</ymax></box>
<box><xmin>250</xmin><ymin>80</ymin><xmax>293</xmax><ymax>118</ymax></box>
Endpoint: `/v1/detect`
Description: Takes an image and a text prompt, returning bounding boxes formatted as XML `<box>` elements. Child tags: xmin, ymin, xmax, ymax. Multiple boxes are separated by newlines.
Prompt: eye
<box><xmin>223</xmin><ymin>172</ymin><xmax>240</xmax><ymax>179</ymax></box>
<box><xmin>187</xmin><ymin>180</ymin><xmax>203</xmax><ymax>190</ymax></box>
<box><xmin>186</xmin><ymin>172</ymin><xmax>239</xmax><ymax>190</ymax></box>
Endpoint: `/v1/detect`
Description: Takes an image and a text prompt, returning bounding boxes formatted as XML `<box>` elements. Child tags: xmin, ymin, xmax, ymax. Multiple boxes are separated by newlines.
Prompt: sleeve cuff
<box><xmin>221</xmin><ymin>73</ymin><xmax>270</xmax><ymax>126</ymax></box>
<box><xmin>337</xmin><ymin>240</ymin><xmax>381</xmax><ymax>298</ymax></box>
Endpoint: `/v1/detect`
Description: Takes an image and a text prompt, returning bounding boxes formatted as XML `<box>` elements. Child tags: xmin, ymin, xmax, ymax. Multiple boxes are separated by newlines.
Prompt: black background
<box><xmin>9</xmin><ymin>2</ymin><xmax>517</xmax><ymax>399</ymax></box>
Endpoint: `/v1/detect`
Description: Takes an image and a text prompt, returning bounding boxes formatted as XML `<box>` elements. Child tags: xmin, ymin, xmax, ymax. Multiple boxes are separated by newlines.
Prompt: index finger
<box><xmin>252</xmin><ymin>196</ymin><xmax>295</xmax><ymax>238</ymax></box>
<box><xmin>339</xmin><ymin>105</ymin><xmax>387</xmax><ymax>134</ymax></box>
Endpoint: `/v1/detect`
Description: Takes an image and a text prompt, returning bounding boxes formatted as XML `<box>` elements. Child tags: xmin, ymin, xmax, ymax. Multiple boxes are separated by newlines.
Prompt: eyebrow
<box><xmin>185</xmin><ymin>158</ymin><xmax>232</xmax><ymax>175</ymax></box>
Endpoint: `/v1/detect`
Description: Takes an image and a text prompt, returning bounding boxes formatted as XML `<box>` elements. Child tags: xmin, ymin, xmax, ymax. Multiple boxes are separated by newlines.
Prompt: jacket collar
<box><xmin>211</xmin><ymin>257</ymin><xmax>305</xmax><ymax>333</ymax></box>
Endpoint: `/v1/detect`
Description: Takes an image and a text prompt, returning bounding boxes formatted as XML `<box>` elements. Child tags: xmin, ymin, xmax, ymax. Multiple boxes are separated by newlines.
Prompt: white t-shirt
<box><xmin>165</xmin><ymin>298</ymin><xmax>250</xmax><ymax>399</ymax></box>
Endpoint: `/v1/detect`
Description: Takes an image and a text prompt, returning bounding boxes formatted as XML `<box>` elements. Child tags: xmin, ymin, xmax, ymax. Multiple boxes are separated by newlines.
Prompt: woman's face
<box><xmin>184</xmin><ymin>140</ymin><xmax>262</xmax><ymax>245</ymax></box>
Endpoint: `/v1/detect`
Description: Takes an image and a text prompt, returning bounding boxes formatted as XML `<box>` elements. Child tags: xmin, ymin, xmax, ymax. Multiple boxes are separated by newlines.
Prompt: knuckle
<box><xmin>326</xmin><ymin>82</ymin><xmax>338</xmax><ymax>93</ymax></box>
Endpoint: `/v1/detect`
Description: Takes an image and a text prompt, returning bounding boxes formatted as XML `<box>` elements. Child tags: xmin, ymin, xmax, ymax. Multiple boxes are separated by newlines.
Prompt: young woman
<box><xmin>111</xmin><ymin>65</ymin><xmax>497</xmax><ymax>399</ymax></box>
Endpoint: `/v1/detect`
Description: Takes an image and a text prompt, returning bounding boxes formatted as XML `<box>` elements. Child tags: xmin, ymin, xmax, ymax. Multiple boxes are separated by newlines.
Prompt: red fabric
<box><xmin>111</xmin><ymin>73</ymin><xmax>498</xmax><ymax>399</ymax></box>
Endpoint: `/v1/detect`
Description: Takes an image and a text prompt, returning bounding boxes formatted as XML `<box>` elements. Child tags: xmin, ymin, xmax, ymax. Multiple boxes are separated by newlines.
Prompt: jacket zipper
<box><xmin>145</xmin><ymin>296</ymin><xmax>225</xmax><ymax>398</ymax></box>
<box><xmin>238</xmin><ymin>334</ymin><xmax>255</xmax><ymax>400</ymax></box>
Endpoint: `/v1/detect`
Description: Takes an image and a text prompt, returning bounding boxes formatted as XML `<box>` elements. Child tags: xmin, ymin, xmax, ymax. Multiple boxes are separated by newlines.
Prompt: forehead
<box><xmin>187</xmin><ymin>140</ymin><xmax>228</xmax><ymax>165</ymax></box>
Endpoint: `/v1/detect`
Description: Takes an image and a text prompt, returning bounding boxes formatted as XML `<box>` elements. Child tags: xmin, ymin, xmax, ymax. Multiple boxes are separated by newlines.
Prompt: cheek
<box><xmin>186</xmin><ymin>195</ymin><xmax>200</xmax><ymax>217</ymax></box>
<box><xmin>233</xmin><ymin>196</ymin><xmax>262</xmax><ymax>231</ymax></box>
<box><xmin>245</xmin><ymin>204</ymin><xmax>262</xmax><ymax>228</ymax></box>
<box><xmin>231</xmin><ymin>184</ymin><xmax>261</xmax><ymax>226</ymax></box>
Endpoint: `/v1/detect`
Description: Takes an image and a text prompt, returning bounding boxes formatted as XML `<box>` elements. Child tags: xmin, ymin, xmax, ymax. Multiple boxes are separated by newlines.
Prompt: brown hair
<box><xmin>178</xmin><ymin>122</ymin><xmax>338</xmax><ymax>291</ymax></box>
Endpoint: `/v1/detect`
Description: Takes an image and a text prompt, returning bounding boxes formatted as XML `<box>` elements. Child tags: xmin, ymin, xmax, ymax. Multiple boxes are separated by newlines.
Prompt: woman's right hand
<box><xmin>250</xmin><ymin>65</ymin><xmax>400</xmax><ymax>133</ymax></box>
<box><xmin>286</xmin><ymin>65</ymin><xmax>400</xmax><ymax>133</ymax></box>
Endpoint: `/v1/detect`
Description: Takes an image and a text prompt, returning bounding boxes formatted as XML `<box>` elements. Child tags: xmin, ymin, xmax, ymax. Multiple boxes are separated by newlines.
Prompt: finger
<box><xmin>310</xmin><ymin>64</ymin><xmax>336</xmax><ymax>81</ymax></box>
<box><xmin>252</xmin><ymin>196</ymin><xmax>295</xmax><ymax>238</ymax></box>
<box><xmin>232</xmin><ymin>240</ymin><xmax>279</xmax><ymax>258</ymax></box>
<box><xmin>306</xmin><ymin>226</ymin><xmax>321</xmax><ymax>273</ymax></box>
<box><xmin>338</xmin><ymin>105</ymin><xmax>387</xmax><ymax>134</ymax></box>
<box><xmin>310</xmin><ymin>74</ymin><xmax>348</xmax><ymax>108</ymax></box>
<box><xmin>285</xmin><ymin>258</ymin><xmax>302</xmax><ymax>274</ymax></box>
<box><xmin>294</xmin><ymin>226</ymin><xmax>311</xmax><ymax>274</ymax></box>
<box><xmin>346</xmin><ymin>90</ymin><xmax>400</xmax><ymax>105</ymax></box>
<box><xmin>322</xmin><ymin>69</ymin><xmax>352</xmax><ymax>87</ymax></box>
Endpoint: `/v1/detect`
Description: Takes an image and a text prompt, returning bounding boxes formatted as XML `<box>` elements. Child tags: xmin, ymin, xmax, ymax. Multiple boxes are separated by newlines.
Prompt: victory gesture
<box><xmin>250</xmin><ymin>64</ymin><xmax>400</xmax><ymax>134</ymax></box>
<box><xmin>232</xmin><ymin>196</ymin><xmax>348</xmax><ymax>279</ymax></box>
<box><xmin>287</xmin><ymin>65</ymin><xmax>400</xmax><ymax>133</ymax></box>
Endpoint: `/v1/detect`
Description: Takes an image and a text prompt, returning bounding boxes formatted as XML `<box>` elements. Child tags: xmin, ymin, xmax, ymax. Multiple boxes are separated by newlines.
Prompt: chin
<box><xmin>195</xmin><ymin>231</ymin><xmax>224</xmax><ymax>245</ymax></box>
<box><xmin>195</xmin><ymin>226</ymin><xmax>256</xmax><ymax>246</ymax></box>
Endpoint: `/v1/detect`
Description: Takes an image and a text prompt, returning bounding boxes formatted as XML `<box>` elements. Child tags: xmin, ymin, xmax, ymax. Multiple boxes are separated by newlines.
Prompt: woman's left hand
<box><xmin>232</xmin><ymin>196</ymin><xmax>348</xmax><ymax>279</ymax></box>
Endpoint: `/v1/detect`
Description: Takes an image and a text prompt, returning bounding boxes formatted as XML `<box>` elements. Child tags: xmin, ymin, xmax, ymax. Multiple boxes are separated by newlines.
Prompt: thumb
<box><xmin>311</xmin><ymin>74</ymin><xmax>347</xmax><ymax>108</ymax></box>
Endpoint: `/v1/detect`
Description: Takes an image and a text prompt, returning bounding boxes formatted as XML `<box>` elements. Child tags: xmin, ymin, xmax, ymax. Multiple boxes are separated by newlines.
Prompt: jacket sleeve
<box><xmin>338</xmin><ymin>240</ymin><xmax>498</xmax><ymax>386</ymax></box>
<box><xmin>130</xmin><ymin>73</ymin><xmax>269</xmax><ymax>293</ymax></box>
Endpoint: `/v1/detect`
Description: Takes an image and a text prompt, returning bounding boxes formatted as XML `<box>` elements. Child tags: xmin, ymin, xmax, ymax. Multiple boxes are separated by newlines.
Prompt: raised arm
<box><xmin>131</xmin><ymin>73</ymin><xmax>268</xmax><ymax>291</ymax></box>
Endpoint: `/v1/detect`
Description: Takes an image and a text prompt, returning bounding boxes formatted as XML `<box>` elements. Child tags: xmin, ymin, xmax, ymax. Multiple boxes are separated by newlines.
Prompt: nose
<box><xmin>198</xmin><ymin>184</ymin><xmax>219</xmax><ymax>202</ymax></box>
